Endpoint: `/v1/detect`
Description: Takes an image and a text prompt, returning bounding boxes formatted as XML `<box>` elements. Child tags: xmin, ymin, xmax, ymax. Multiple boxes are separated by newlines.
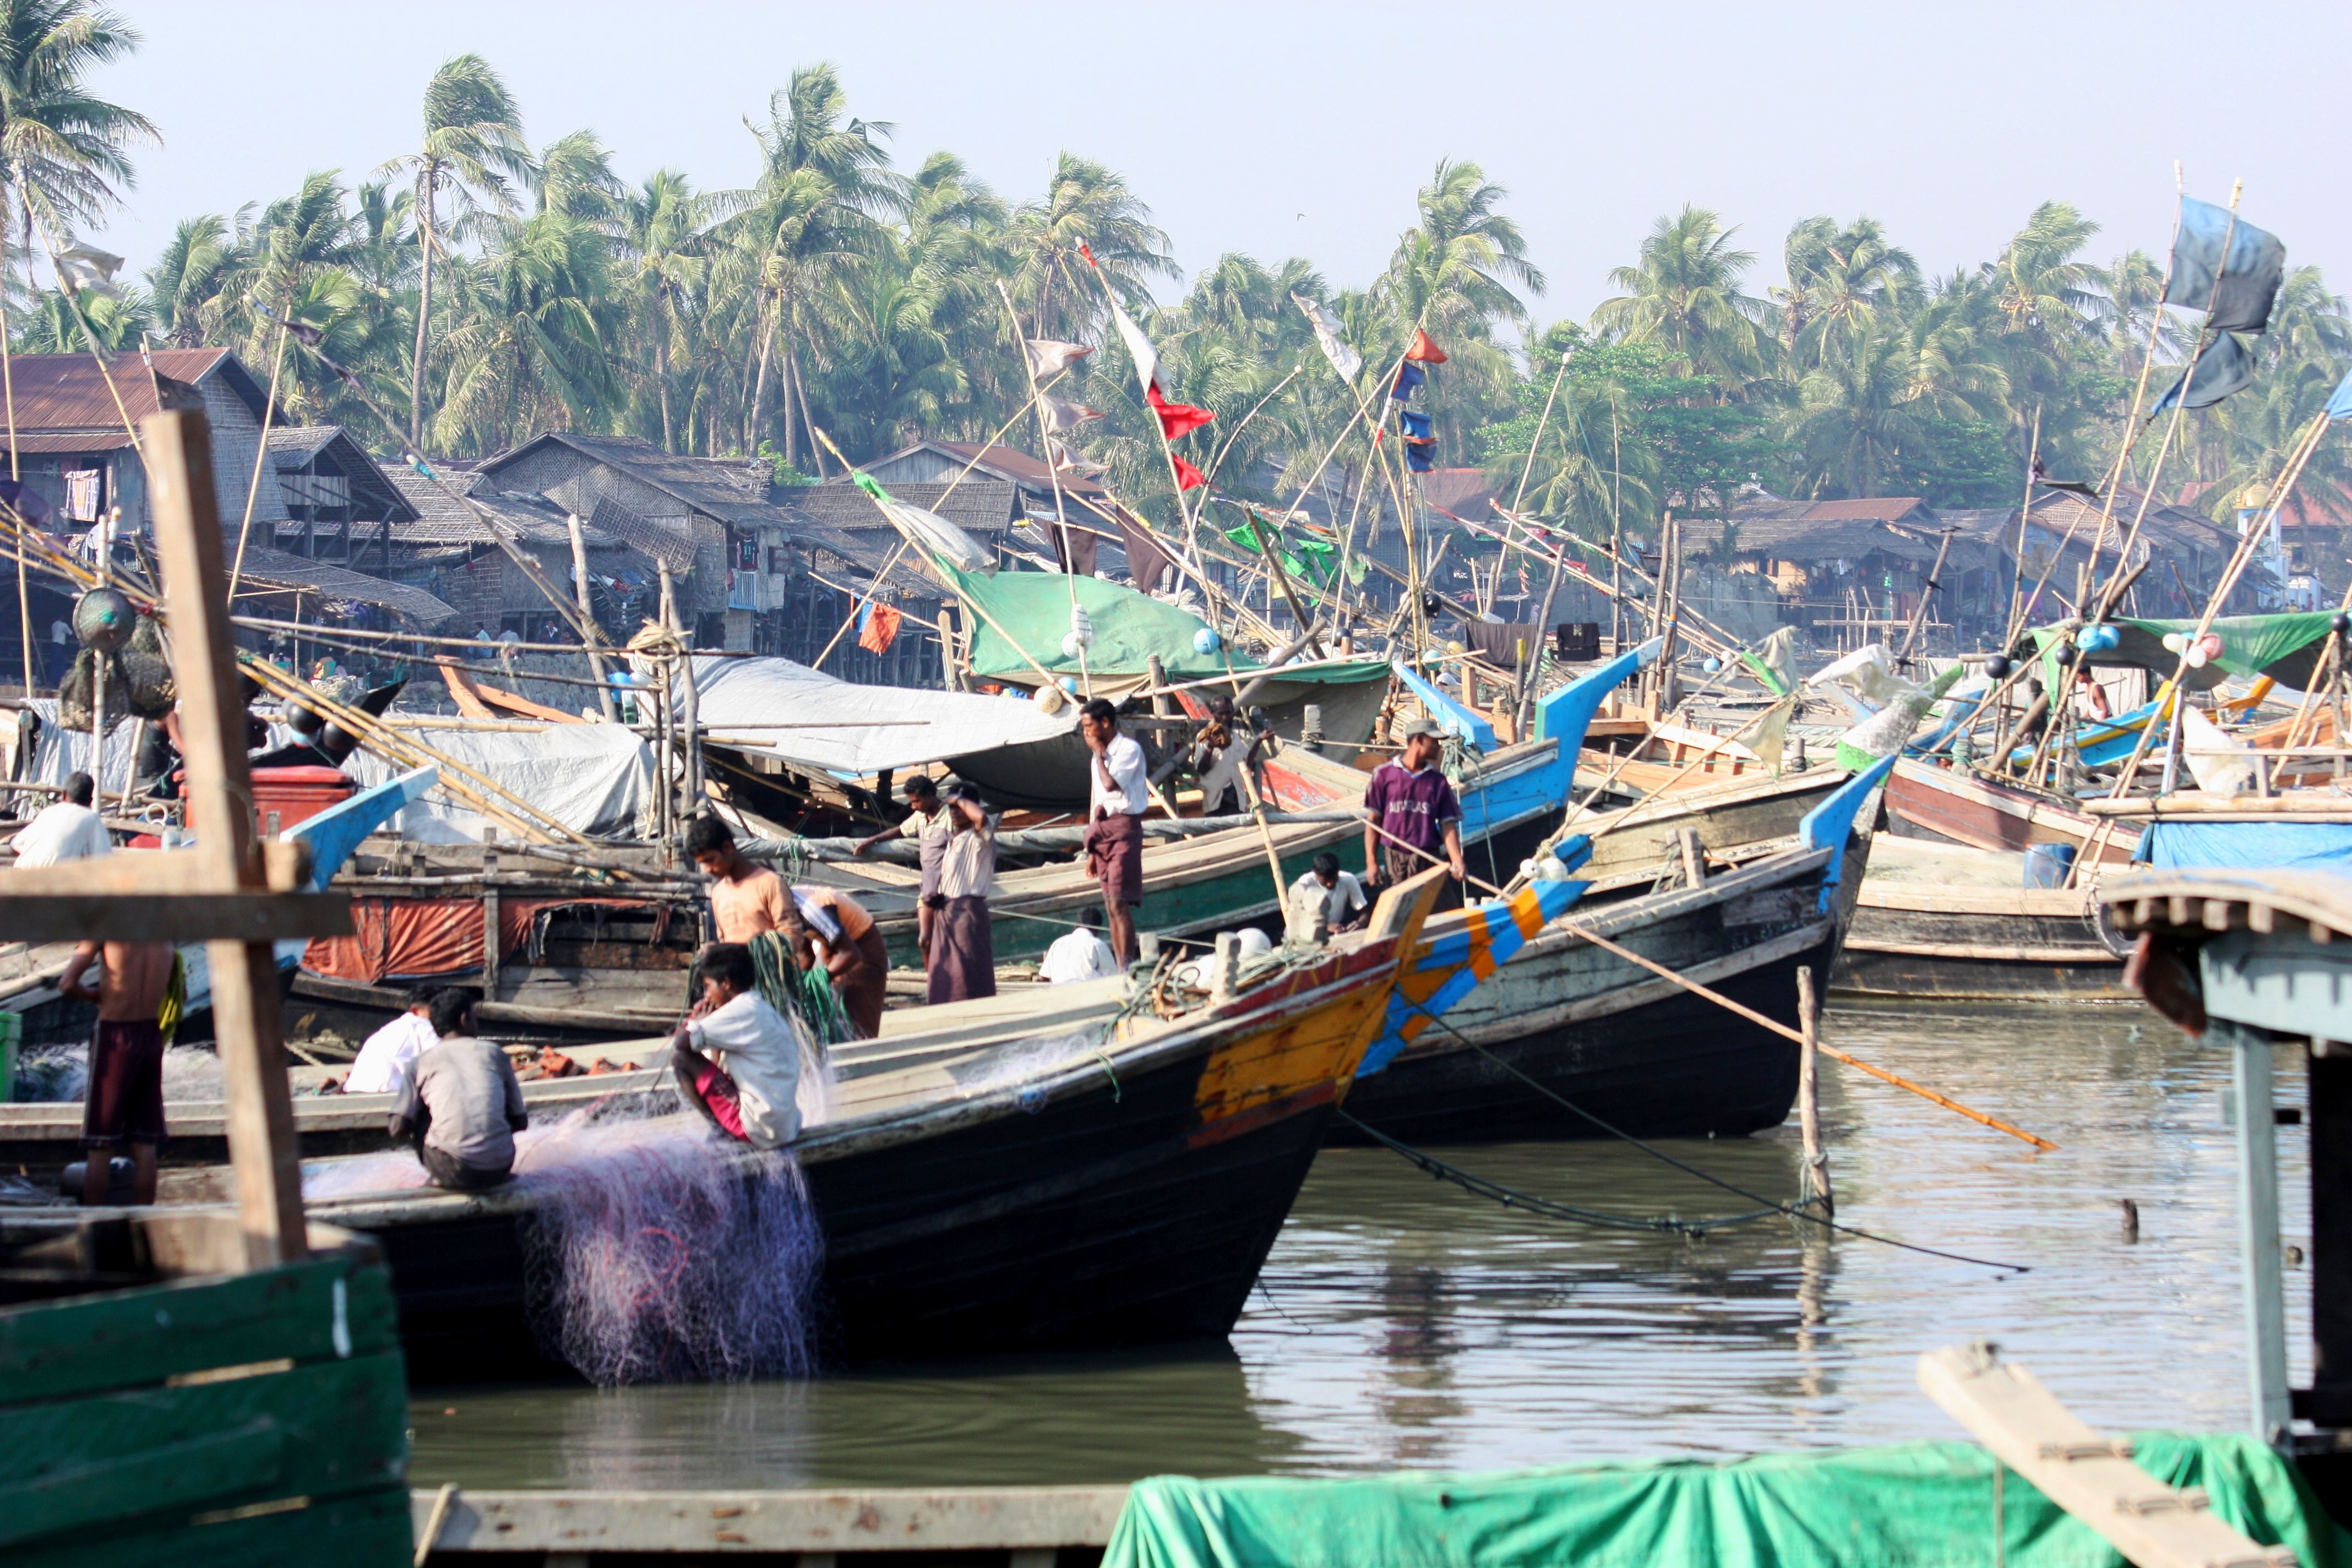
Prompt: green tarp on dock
<box><xmin>1104</xmin><ymin>1433</ymin><xmax>2345</xmax><ymax>1568</ymax></box>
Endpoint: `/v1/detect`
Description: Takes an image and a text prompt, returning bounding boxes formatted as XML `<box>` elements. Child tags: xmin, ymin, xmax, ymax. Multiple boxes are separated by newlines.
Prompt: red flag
<box><xmin>1147</xmin><ymin>383</ymin><xmax>1215</xmax><ymax>440</ymax></box>
<box><xmin>1405</xmin><ymin>329</ymin><xmax>1448</xmax><ymax>364</ymax></box>
<box><xmin>858</xmin><ymin>602</ymin><xmax>902</xmax><ymax>655</ymax></box>
<box><xmin>1079</xmin><ymin>241</ymin><xmax>1098</xmax><ymax>269</ymax></box>
<box><xmin>1170</xmin><ymin>453</ymin><xmax>1207</xmax><ymax>491</ymax></box>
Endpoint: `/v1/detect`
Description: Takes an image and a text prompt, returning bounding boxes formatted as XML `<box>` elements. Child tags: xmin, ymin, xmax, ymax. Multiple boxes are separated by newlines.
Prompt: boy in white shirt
<box><xmin>1041</xmin><ymin>907</ymin><xmax>1121</xmax><ymax>984</ymax></box>
<box><xmin>1285</xmin><ymin>851</ymin><xmax>1368</xmax><ymax>945</ymax></box>
<box><xmin>12</xmin><ymin>772</ymin><xmax>110</xmax><ymax>865</ymax></box>
<box><xmin>672</xmin><ymin>943</ymin><xmax>803</xmax><ymax>1151</ymax></box>
<box><xmin>342</xmin><ymin>986</ymin><xmax>439</xmax><ymax>1095</ymax></box>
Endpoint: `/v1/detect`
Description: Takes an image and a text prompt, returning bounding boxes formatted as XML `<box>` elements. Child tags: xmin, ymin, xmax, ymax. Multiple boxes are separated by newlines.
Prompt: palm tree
<box><xmin>0</xmin><ymin>0</ymin><xmax>151</xmax><ymax>248</ymax></box>
<box><xmin>434</xmin><ymin>210</ymin><xmax>618</xmax><ymax>454</ymax></box>
<box><xmin>147</xmin><ymin>213</ymin><xmax>227</xmax><ymax>346</ymax></box>
<box><xmin>619</xmin><ymin>168</ymin><xmax>712</xmax><ymax>451</ymax></box>
<box><xmin>1786</xmin><ymin>316</ymin><xmax>1929</xmax><ymax>497</ymax></box>
<box><xmin>1009</xmin><ymin>153</ymin><xmax>1173</xmax><ymax>341</ymax></box>
<box><xmin>378</xmin><ymin>53</ymin><xmax>528</xmax><ymax>448</ymax></box>
<box><xmin>1774</xmin><ymin>214</ymin><xmax>1917</xmax><ymax>371</ymax></box>
<box><xmin>1592</xmin><ymin>206</ymin><xmax>1768</xmax><ymax>387</ymax></box>
<box><xmin>1377</xmin><ymin>160</ymin><xmax>1544</xmax><ymax>457</ymax></box>
<box><xmin>723</xmin><ymin>63</ymin><xmax>903</xmax><ymax>465</ymax></box>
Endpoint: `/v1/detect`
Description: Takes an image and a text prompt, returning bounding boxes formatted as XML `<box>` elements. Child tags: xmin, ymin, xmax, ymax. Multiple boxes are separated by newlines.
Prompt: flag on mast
<box><xmin>1292</xmin><ymin>292</ymin><xmax>1363</xmax><ymax>380</ymax></box>
<box><xmin>1170</xmin><ymin>453</ymin><xmax>1207</xmax><ymax>491</ymax></box>
<box><xmin>1024</xmin><ymin>339</ymin><xmax>1094</xmax><ymax>380</ymax></box>
<box><xmin>1404</xmin><ymin>328</ymin><xmax>1449</xmax><ymax>364</ymax></box>
<box><xmin>1039</xmin><ymin>394</ymin><xmax>1103</xmax><ymax>433</ymax></box>
<box><xmin>1106</xmin><ymin>292</ymin><xmax>1216</xmax><ymax>440</ymax></box>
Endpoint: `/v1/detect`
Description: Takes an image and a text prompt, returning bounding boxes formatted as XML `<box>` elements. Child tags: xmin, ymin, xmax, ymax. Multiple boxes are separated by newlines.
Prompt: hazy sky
<box><xmin>81</xmin><ymin>1</ymin><xmax>2352</xmax><ymax>324</ymax></box>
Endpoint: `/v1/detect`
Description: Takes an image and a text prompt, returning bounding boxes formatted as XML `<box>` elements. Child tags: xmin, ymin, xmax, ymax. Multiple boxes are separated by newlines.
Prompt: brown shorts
<box><xmin>1084</xmin><ymin>813</ymin><xmax>1147</xmax><ymax>907</ymax></box>
<box><xmin>83</xmin><ymin>1019</ymin><xmax>165</xmax><ymax>1149</ymax></box>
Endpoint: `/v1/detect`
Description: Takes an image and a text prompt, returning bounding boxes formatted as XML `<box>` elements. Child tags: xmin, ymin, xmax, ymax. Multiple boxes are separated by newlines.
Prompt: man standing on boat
<box><xmin>58</xmin><ymin>931</ymin><xmax>172</xmax><ymax>1206</ymax></box>
<box><xmin>853</xmin><ymin>774</ymin><xmax>948</xmax><ymax>968</ymax></box>
<box><xmin>1080</xmin><ymin>697</ymin><xmax>1148</xmax><ymax>967</ymax></box>
<box><xmin>688</xmin><ymin>816</ymin><xmax>790</xmax><ymax>942</ymax></box>
<box><xmin>1364</xmin><ymin>718</ymin><xmax>1466</xmax><ymax>908</ymax></box>
<box><xmin>927</xmin><ymin>783</ymin><xmax>997</xmax><ymax>1004</ymax></box>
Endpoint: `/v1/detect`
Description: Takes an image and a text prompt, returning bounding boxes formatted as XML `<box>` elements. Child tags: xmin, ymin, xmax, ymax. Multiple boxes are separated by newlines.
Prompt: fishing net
<box><xmin>13</xmin><ymin>1042</ymin><xmax>224</xmax><ymax>1103</ymax></box>
<box><xmin>514</xmin><ymin>1098</ymin><xmax>826</xmax><ymax>1386</ymax></box>
<box><xmin>748</xmin><ymin>931</ymin><xmax>851</xmax><ymax>1050</ymax></box>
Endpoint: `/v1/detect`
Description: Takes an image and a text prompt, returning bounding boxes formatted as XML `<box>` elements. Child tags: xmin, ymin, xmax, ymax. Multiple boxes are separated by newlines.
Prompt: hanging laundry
<box><xmin>1404</xmin><ymin>328</ymin><xmax>1449</xmax><ymax>364</ymax></box>
<box><xmin>856</xmin><ymin>601</ymin><xmax>902</xmax><ymax>655</ymax></box>
<box><xmin>1025</xmin><ymin>339</ymin><xmax>1094</xmax><ymax>380</ymax></box>
<box><xmin>2165</xmin><ymin>197</ymin><xmax>2287</xmax><ymax>334</ymax></box>
<box><xmin>1292</xmin><ymin>292</ymin><xmax>1363</xmax><ymax>380</ymax></box>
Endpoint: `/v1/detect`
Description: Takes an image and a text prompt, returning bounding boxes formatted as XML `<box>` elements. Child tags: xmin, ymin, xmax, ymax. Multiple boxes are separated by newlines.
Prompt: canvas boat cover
<box><xmin>2136</xmin><ymin>820</ymin><xmax>2352</xmax><ymax>873</ymax></box>
<box><xmin>938</xmin><ymin>562</ymin><xmax>1391</xmax><ymax>696</ymax></box>
<box><xmin>683</xmin><ymin>655</ymin><xmax>1077</xmax><ymax>778</ymax></box>
<box><xmin>345</xmin><ymin>722</ymin><xmax>654</xmax><ymax>842</ymax></box>
<box><xmin>1102</xmin><ymin>1431</ymin><xmax>2342</xmax><ymax>1568</ymax></box>
<box><xmin>2032</xmin><ymin>612</ymin><xmax>2338</xmax><ymax>693</ymax></box>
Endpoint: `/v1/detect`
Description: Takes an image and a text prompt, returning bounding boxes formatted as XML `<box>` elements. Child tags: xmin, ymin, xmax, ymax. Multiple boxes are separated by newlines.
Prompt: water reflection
<box><xmin>412</xmin><ymin>1004</ymin><xmax>2307</xmax><ymax>1487</ymax></box>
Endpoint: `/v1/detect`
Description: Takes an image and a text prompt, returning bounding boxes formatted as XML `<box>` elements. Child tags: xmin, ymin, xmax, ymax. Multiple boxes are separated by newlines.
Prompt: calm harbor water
<box><xmin>409</xmin><ymin>1003</ymin><xmax>2309</xmax><ymax>1488</ymax></box>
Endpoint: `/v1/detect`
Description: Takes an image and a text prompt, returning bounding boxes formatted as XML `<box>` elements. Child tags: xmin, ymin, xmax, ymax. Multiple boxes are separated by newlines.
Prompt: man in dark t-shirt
<box><xmin>1364</xmin><ymin>717</ymin><xmax>1466</xmax><ymax>901</ymax></box>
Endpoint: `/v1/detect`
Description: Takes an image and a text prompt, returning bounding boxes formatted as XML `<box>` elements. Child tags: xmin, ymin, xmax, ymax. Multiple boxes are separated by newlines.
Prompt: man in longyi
<box><xmin>1080</xmin><ymin>697</ymin><xmax>1148</xmax><ymax>967</ymax></box>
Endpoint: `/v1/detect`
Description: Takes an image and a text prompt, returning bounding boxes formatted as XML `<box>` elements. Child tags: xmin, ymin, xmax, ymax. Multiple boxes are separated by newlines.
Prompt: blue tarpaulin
<box><xmin>2136</xmin><ymin>820</ymin><xmax>2352</xmax><ymax>872</ymax></box>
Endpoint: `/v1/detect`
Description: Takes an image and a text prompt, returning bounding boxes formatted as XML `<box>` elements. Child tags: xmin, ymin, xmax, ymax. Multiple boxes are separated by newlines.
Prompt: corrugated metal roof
<box><xmin>230</xmin><ymin>545</ymin><xmax>456</xmax><ymax>627</ymax></box>
<box><xmin>4</xmin><ymin>431</ymin><xmax>134</xmax><ymax>454</ymax></box>
<box><xmin>0</xmin><ymin>348</ymin><xmax>272</xmax><ymax>434</ymax></box>
<box><xmin>872</xmin><ymin>439</ymin><xmax>1109</xmax><ymax>499</ymax></box>
<box><xmin>379</xmin><ymin>467</ymin><xmax>586</xmax><ymax>546</ymax></box>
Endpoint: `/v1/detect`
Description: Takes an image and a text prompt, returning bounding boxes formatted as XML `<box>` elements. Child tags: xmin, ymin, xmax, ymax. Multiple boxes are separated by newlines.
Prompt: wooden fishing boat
<box><xmin>1329</xmin><ymin>760</ymin><xmax>1888</xmax><ymax>1146</ymax></box>
<box><xmin>1833</xmin><ymin>835</ymin><xmax>2133</xmax><ymax>1003</ymax></box>
<box><xmin>146</xmin><ymin>872</ymin><xmax>1449</xmax><ymax>1379</ymax></box>
<box><xmin>1885</xmin><ymin>755</ymin><xmax>2134</xmax><ymax>863</ymax></box>
<box><xmin>1571</xmin><ymin>763</ymin><xmax>1852</xmax><ymax>894</ymax></box>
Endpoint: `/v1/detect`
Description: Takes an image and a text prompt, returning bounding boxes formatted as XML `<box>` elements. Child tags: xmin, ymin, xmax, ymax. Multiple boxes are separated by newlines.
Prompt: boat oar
<box><xmin>1556</xmin><ymin>919</ymin><xmax>2059</xmax><ymax>1152</ymax></box>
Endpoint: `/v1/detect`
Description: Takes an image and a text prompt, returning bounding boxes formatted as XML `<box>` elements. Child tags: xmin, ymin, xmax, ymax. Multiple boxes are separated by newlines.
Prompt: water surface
<box><xmin>411</xmin><ymin>1003</ymin><xmax>2306</xmax><ymax>1487</ymax></box>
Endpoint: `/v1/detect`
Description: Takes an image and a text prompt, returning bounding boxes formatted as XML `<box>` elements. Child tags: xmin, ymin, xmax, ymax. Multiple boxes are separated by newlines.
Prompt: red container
<box><xmin>248</xmin><ymin>765</ymin><xmax>355</xmax><ymax>831</ymax></box>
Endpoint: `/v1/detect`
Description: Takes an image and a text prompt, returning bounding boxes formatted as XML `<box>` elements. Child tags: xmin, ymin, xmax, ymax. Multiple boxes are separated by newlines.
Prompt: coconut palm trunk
<box><xmin>409</xmin><ymin>168</ymin><xmax>437</xmax><ymax>446</ymax></box>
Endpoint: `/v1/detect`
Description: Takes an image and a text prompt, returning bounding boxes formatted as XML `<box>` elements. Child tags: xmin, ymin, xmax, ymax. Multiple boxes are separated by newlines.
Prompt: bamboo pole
<box><xmin>228</xmin><ymin>322</ymin><xmax>288</xmax><ymax>597</ymax></box>
<box><xmin>1796</xmin><ymin>963</ymin><xmax>1833</xmax><ymax>1213</ymax></box>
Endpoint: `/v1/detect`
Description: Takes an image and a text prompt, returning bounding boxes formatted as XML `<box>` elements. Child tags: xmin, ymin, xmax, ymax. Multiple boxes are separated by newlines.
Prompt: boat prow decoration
<box><xmin>283</xmin><ymin>764</ymin><xmax>438</xmax><ymax>890</ymax></box>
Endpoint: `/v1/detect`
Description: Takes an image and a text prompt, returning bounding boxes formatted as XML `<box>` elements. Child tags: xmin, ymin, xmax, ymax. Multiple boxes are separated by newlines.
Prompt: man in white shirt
<box><xmin>1286</xmin><ymin>851</ymin><xmax>1369</xmax><ymax>945</ymax></box>
<box><xmin>343</xmin><ymin>986</ymin><xmax>439</xmax><ymax>1096</ymax></box>
<box><xmin>12</xmin><ymin>772</ymin><xmax>110</xmax><ymax>866</ymax></box>
<box><xmin>1079</xmin><ymin>698</ymin><xmax>1149</xmax><ymax>965</ymax></box>
<box><xmin>672</xmin><ymin>943</ymin><xmax>803</xmax><ymax>1151</ymax></box>
<box><xmin>1041</xmin><ymin>907</ymin><xmax>1121</xmax><ymax>984</ymax></box>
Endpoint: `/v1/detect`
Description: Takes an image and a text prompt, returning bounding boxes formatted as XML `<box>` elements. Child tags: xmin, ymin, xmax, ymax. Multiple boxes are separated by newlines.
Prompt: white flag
<box><xmin>1048</xmin><ymin>438</ymin><xmax>1107</xmax><ymax>479</ymax></box>
<box><xmin>1292</xmin><ymin>292</ymin><xmax>1362</xmax><ymax>380</ymax></box>
<box><xmin>1025</xmin><ymin>339</ymin><xmax>1093</xmax><ymax>381</ymax></box>
<box><xmin>1107</xmin><ymin>296</ymin><xmax>1164</xmax><ymax>399</ymax></box>
<box><xmin>1040</xmin><ymin>395</ymin><xmax>1103</xmax><ymax>434</ymax></box>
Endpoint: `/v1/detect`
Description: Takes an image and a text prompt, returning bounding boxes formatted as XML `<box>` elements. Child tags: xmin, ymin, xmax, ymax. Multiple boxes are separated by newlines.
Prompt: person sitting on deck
<box><xmin>687</xmin><ymin>815</ymin><xmax>791</xmax><ymax>944</ymax></box>
<box><xmin>389</xmin><ymin>989</ymin><xmax>527</xmax><ymax>1191</ymax></box>
<box><xmin>342</xmin><ymin>985</ymin><xmax>439</xmax><ymax>1096</ymax></box>
<box><xmin>1286</xmin><ymin>851</ymin><xmax>1369</xmax><ymax>945</ymax></box>
<box><xmin>1041</xmin><ymin>907</ymin><xmax>1121</xmax><ymax>984</ymax></box>
<box><xmin>672</xmin><ymin>943</ymin><xmax>803</xmax><ymax>1151</ymax></box>
<box><xmin>927</xmin><ymin>783</ymin><xmax>998</xmax><ymax>1005</ymax></box>
<box><xmin>12</xmin><ymin>771</ymin><xmax>111</xmax><ymax>866</ymax></box>
<box><xmin>852</xmin><ymin>774</ymin><xmax>949</xmax><ymax>968</ymax></box>
<box><xmin>59</xmin><ymin>931</ymin><xmax>173</xmax><ymax>1206</ymax></box>
<box><xmin>787</xmin><ymin>884</ymin><xmax>889</xmax><ymax>1038</ymax></box>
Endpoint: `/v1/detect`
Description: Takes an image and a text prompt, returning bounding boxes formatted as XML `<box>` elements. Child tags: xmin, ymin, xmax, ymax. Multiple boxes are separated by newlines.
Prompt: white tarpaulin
<box><xmin>684</xmin><ymin>655</ymin><xmax>1077</xmax><ymax>777</ymax></box>
<box><xmin>346</xmin><ymin>722</ymin><xmax>653</xmax><ymax>842</ymax></box>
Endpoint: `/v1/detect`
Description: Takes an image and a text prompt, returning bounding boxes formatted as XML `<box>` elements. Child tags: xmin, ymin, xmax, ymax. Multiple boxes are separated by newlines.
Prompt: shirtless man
<box><xmin>58</xmin><ymin>937</ymin><xmax>173</xmax><ymax>1206</ymax></box>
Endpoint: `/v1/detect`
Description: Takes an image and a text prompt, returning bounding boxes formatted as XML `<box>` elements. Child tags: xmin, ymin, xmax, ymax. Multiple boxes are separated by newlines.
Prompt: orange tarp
<box><xmin>302</xmin><ymin>895</ymin><xmax>663</xmax><ymax>984</ymax></box>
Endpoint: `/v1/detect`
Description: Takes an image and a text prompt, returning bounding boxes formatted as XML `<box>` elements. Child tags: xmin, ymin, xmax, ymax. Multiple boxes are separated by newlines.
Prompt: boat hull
<box><xmin>1835</xmin><ymin>888</ymin><xmax>2131</xmax><ymax>1003</ymax></box>
<box><xmin>1886</xmin><ymin>757</ymin><xmax>2132</xmax><ymax>863</ymax></box>
<box><xmin>1338</xmin><ymin>846</ymin><xmax>1852</xmax><ymax>1145</ymax></box>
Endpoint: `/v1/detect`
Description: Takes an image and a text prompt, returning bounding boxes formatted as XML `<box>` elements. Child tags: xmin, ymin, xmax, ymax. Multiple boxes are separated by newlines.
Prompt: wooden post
<box><xmin>568</xmin><ymin>513</ymin><xmax>619</xmax><ymax>723</ymax></box>
<box><xmin>1796</xmin><ymin>964</ymin><xmax>1833</xmax><ymax>1216</ymax></box>
<box><xmin>481</xmin><ymin>826</ymin><xmax>501</xmax><ymax>1000</ymax></box>
<box><xmin>145</xmin><ymin>407</ymin><xmax>308</xmax><ymax>1268</ymax></box>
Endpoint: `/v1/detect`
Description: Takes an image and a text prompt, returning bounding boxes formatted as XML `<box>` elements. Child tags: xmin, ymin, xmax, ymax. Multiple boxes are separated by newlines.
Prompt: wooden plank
<box><xmin>0</xmin><ymin>841</ymin><xmax>312</xmax><ymax>896</ymax></box>
<box><xmin>1918</xmin><ymin>1344</ymin><xmax>2296</xmax><ymax>1568</ymax></box>
<box><xmin>0</xmin><ymin>1250</ymin><xmax>398</xmax><ymax>1406</ymax></box>
<box><xmin>1</xmin><ymin>1349</ymin><xmax>407</xmax><ymax>1551</ymax></box>
<box><xmin>146</xmin><ymin>407</ymin><xmax>309</xmax><ymax>1268</ymax></box>
<box><xmin>415</xmin><ymin>1485</ymin><xmax>1132</xmax><ymax>1554</ymax></box>
<box><xmin>8</xmin><ymin>1483</ymin><xmax>411</xmax><ymax>1568</ymax></box>
<box><xmin>0</xmin><ymin>892</ymin><xmax>350</xmax><ymax>943</ymax></box>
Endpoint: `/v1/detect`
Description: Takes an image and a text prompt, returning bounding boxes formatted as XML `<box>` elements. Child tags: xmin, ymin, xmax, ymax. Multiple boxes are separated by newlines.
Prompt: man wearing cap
<box><xmin>1364</xmin><ymin>717</ymin><xmax>1466</xmax><ymax>906</ymax></box>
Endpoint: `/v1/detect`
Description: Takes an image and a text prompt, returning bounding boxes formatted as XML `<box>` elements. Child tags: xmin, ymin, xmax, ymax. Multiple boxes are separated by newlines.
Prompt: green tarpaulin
<box><xmin>941</xmin><ymin>563</ymin><xmax>1388</xmax><ymax>692</ymax></box>
<box><xmin>1103</xmin><ymin>1433</ymin><xmax>2346</xmax><ymax>1568</ymax></box>
<box><xmin>2033</xmin><ymin>612</ymin><xmax>2339</xmax><ymax>694</ymax></box>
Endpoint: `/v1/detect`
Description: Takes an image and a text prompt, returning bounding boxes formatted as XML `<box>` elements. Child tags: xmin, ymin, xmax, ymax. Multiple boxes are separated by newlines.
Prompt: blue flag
<box><xmin>2329</xmin><ymin>366</ymin><xmax>2352</xmax><ymax>423</ymax></box>
<box><xmin>2165</xmin><ymin>197</ymin><xmax>2288</xmax><ymax>334</ymax></box>
<box><xmin>1390</xmin><ymin>362</ymin><xmax>1425</xmax><ymax>402</ymax></box>
<box><xmin>2153</xmin><ymin>331</ymin><xmax>2255</xmax><ymax>415</ymax></box>
<box><xmin>1397</xmin><ymin>409</ymin><xmax>1434</xmax><ymax>440</ymax></box>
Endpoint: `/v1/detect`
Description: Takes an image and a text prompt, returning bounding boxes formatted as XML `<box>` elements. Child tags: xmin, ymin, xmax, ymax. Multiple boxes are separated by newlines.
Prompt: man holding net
<box><xmin>672</xmin><ymin>943</ymin><xmax>803</xmax><ymax>1151</ymax></box>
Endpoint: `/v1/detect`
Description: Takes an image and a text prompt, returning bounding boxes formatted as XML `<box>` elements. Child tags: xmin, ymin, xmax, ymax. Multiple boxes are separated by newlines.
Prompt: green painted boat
<box><xmin>0</xmin><ymin>1211</ymin><xmax>410</xmax><ymax>1567</ymax></box>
